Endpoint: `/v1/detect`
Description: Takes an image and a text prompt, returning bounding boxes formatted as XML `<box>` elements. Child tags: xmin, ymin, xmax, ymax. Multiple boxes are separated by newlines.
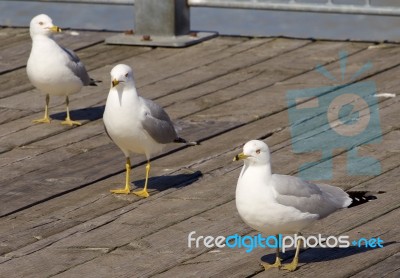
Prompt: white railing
<box><xmin>2</xmin><ymin>0</ymin><xmax>134</xmax><ymax>5</ymax></box>
<box><xmin>5</xmin><ymin>0</ymin><xmax>400</xmax><ymax>46</ymax></box>
<box><xmin>5</xmin><ymin>0</ymin><xmax>400</xmax><ymax>16</ymax></box>
<box><xmin>189</xmin><ymin>0</ymin><xmax>400</xmax><ymax>16</ymax></box>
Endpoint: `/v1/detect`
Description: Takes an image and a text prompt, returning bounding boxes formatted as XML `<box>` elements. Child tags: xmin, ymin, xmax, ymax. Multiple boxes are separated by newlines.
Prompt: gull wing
<box><xmin>61</xmin><ymin>46</ymin><xmax>91</xmax><ymax>86</ymax></box>
<box><xmin>140</xmin><ymin>98</ymin><xmax>178</xmax><ymax>144</ymax></box>
<box><xmin>271</xmin><ymin>174</ymin><xmax>351</xmax><ymax>218</ymax></box>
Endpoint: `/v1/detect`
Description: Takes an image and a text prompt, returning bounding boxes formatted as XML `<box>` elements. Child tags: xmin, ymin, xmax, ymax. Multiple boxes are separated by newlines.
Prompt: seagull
<box><xmin>233</xmin><ymin>140</ymin><xmax>378</xmax><ymax>271</ymax></box>
<box><xmin>27</xmin><ymin>14</ymin><xmax>97</xmax><ymax>126</ymax></box>
<box><xmin>103</xmin><ymin>64</ymin><xmax>196</xmax><ymax>198</ymax></box>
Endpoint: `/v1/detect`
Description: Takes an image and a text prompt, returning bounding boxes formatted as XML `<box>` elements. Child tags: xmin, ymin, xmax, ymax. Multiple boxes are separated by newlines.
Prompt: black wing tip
<box><xmin>174</xmin><ymin>137</ymin><xmax>200</xmax><ymax>146</ymax></box>
<box><xmin>347</xmin><ymin>191</ymin><xmax>385</xmax><ymax>208</ymax></box>
<box><xmin>89</xmin><ymin>78</ymin><xmax>102</xmax><ymax>86</ymax></box>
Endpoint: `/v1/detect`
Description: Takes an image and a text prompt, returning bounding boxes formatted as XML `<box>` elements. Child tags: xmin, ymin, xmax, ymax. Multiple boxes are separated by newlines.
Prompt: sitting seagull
<box><xmin>103</xmin><ymin>64</ymin><xmax>196</xmax><ymax>198</ymax></box>
<box><xmin>27</xmin><ymin>14</ymin><xmax>97</xmax><ymax>126</ymax></box>
<box><xmin>234</xmin><ymin>140</ymin><xmax>379</xmax><ymax>271</ymax></box>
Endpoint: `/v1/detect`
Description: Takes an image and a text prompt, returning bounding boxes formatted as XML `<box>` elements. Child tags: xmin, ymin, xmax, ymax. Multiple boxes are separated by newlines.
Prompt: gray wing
<box><xmin>62</xmin><ymin>47</ymin><xmax>91</xmax><ymax>86</ymax></box>
<box><xmin>272</xmin><ymin>174</ymin><xmax>351</xmax><ymax>218</ymax></box>
<box><xmin>141</xmin><ymin>98</ymin><xmax>178</xmax><ymax>144</ymax></box>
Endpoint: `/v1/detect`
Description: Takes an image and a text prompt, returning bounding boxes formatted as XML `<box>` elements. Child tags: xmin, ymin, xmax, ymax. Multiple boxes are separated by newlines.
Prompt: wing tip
<box><xmin>347</xmin><ymin>190</ymin><xmax>385</xmax><ymax>208</ymax></box>
<box><xmin>88</xmin><ymin>78</ymin><xmax>102</xmax><ymax>86</ymax></box>
<box><xmin>174</xmin><ymin>137</ymin><xmax>200</xmax><ymax>146</ymax></box>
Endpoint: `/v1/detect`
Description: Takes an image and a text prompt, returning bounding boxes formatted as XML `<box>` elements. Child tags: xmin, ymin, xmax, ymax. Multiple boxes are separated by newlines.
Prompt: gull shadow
<box><xmin>261</xmin><ymin>241</ymin><xmax>396</xmax><ymax>267</ymax></box>
<box><xmin>51</xmin><ymin>105</ymin><xmax>105</xmax><ymax>122</ymax></box>
<box><xmin>132</xmin><ymin>170</ymin><xmax>203</xmax><ymax>192</ymax></box>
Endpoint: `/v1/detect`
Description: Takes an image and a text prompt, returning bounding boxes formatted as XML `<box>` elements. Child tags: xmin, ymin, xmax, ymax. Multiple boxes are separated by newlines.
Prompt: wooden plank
<box><xmin>266</xmin><ymin>209</ymin><xmax>400</xmax><ymax>278</ymax></box>
<box><xmin>0</xmin><ymin>166</ymin><xmax>203</xmax><ymax>256</ymax></box>
<box><xmin>3</xmin><ymin>37</ymin><xmax>300</xmax><ymax>169</ymax></box>
<box><xmin>0</xmin><ymin>69</ymin><xmax>393</xmax><ymax>222</ymax></box>
<box><xmin>189</xmin><ymin>44</ymin><xmax>400</xmax><ymax>125</ymax></box>
<box><xmin>162</xmin><ymin>40</ymin><xmax>369</xmax><ymax>120</ymax></box>
<box><xmin>156</xmin><ymin>38</ymin><xmax>313</xmax><ymax>107</ymax></box>
<box><xmin>0</xmin><ymin>29</ymin><xmax>398</xmax><ymax>277</ymax></box>
<box><xmin>0</xmin><ymin>29</ymin><xmax>109</xmax><ymax>74</ymax></box>
<box><xmin>0</xmin><ymin>39</ymin><xmax>362</xmax><ymax>155</ymax></box>
<box><xmin>137</xmin><ymin>38</ymin><xmax>310</xmax><ymax>99</ymax></box>
<box><xmin>0</xmin><ymin>37</ymin><xmax>310</xmax><ymax>180</ymax></box>
<box><xmin>0</xmin><ymin>107</ymin><xmax>27</xmax><ymax>125</ymax></box>
<box><xmin>0</xmin><ymin>52</ymin><xmax>391</xmax><ymax>220</ymax></box>
<box><xmin>350</xmin><ymin>252</ymin><xmax>400</xmax><ymax>278</ymax></box>
<box><xmin>0</xmin><ymin>138</ymin><xmax>397</xmax><ymax>276</ymax></box>
<box><xmin>145</xmin><ymin>166</ymin><xmax>400</xmax><ymax>278</ymax></box>
<box><xmin>0</xmin><ymin>35</ymin><xmax>249</xmax><ymax>102</ymax></box>
<box><xmin>149</xmin><ymin>150</ymin><xmax>400</xmax><ymax>277</ymax></box>
<box><xmin>0</xmin><ymin>34</ymin><xmax>248</xmax><ymax>100</ymax></box>
<box><xmin>0</xmin><ymin>69</ymin><xmax>34</xmax><ymax>100</ymax></box>
<box><xmin>155</xmin><ymin>207</ymin><xmax>400</xmax><ymax>278</ymax></box>
<box><xmin>0</xmin><ymin>36</ymin><xmax>254</xmax><ymax>103</ymax></box>
<box><xmin>0</xmin><ymin>44</ymin><xmax>153</xmax><ymax>101</ymax></box>
<box><xmin>0</xmin><ymin>98</ymin><xmax>397</xmax><ymax>271</ymax></box>
<box><xmin>0</xmin><ymin>36</ymin><xmax>250</xmax><ymax>101</ymax></box>
<box><xmin>0</xmin><ymin>118</ymin><xmax>236</xmax><ymax>216</ymax></box>
<box><xmin>119</xmin><ymin>36</ymin><xmax>261</xmax><ymax>91</ymax></box>
<box><xmin>3</xmin><ymin>177</ymin><xmax>395</xmax><ymax>278</ymax></box>
<box><xmin>0</xmin><ymin>28</ymin><xmax>30</xmax><ymax>51</ymax></box>
<box><xmin>149</xmin><ymin>125</ymin><xmax>399</xmax><ymax>278</ymax></box>
<box><xmin>0</xmin><ymin>37</ymin><xmax>251</xmax><ymax>138</ymax></box>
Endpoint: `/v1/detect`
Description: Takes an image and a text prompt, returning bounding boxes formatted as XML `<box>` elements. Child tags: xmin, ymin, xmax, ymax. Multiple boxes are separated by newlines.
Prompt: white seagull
<box><xmin>27</xmin><ymin>14</ymin><xmax>96</xmax><ymax>126</ymax></box>
<box><xmin>103</xmin><ymin>64</ymin><xmax>196</xmax><ymax>198</ymax></box>
<box><xmin>234</xmin><ymin>140</ymin><xmax>378</xmax><ymax>271</ymax></box>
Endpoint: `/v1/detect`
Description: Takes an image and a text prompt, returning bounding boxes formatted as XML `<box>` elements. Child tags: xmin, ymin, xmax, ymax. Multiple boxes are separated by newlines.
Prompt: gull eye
<box><xmin>256</xmin><ymin>149</ymin><xmax>261</xmax><ymax>154</ymax></box>
<box><xmin>39</xmin><ymin>21</ymin><xmax>44</xmax><ymax>26</ymax></box>
<box><xmin>125</xmin><ymin>73</ymin><xmax>129</xmax><ymax>77</ymax></box>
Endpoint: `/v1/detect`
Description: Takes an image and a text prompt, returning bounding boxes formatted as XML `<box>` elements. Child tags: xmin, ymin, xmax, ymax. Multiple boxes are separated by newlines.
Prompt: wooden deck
<box><xmin>0</xmin><ymin>27</ymin><xmax>399</xmax><ymax>278</ymax></box>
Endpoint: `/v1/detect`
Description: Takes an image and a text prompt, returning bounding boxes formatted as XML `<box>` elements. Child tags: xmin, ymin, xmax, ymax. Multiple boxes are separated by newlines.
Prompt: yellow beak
<box><xmin>49</xmin><ymin>25</ymin><xmax>62</xmax><ymax>32</ymax></box>
<box><xmin>233</xmin><ymin>152</ymin><xmax>249</xmax><ymax>161</ymax></box>
<box><xmin>112</xmin><ymin>79</ymin><xmax>119</xmax><ymax>87</ymax></box>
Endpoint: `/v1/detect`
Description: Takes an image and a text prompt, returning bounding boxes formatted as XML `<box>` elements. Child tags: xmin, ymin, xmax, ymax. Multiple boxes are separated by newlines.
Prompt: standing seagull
<box><xmin>234</xmin><ymin>140</ymin><xmax>379</xmax><ymax>271</ymax></box>
<box><xmin>103</xmin><ymin>64</ymin><xmax>196</xmax><ymax>198</ymax></box>
<box><xmin>27</xmin><ymin>14</ymin><xmax>96</xmax><ymax>126</ymax></box>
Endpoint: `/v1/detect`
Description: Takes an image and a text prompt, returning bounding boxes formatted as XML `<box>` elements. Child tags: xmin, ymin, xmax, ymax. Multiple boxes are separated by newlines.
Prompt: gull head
<box><xmin>233</xmin><ymin>140</ymin><xmax>271</xmax><ymax>165</ymax></box>
<box><xmin>110</xmin><ymin>64</ymin><xmax>135</xmax><ymax>88</ymax></box>
<box><xmin>30</xmin><ymin>14</ymin><xmax>61</xmax><ymax>38</ymax></box>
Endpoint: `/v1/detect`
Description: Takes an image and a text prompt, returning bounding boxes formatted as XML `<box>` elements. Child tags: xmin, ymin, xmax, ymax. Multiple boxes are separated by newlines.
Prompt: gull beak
<box><xmin>112</xmin><ymin>79</ymin><xmax>119</xmax><ymax>87</ymax></box>
<box><xmin>233</xmin><ymin>152</ymin><xmax>249</xmax><ymax>161</ymax></box>
<box><xmin>49</xmin><ymin>25</ymin><xmax>62</xmax><ymax>32</ymax></box>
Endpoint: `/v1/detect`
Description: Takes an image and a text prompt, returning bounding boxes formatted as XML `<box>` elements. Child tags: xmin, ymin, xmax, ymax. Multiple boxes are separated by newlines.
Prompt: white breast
<box><xmin>103</xmin><ymin>88</ymin><xmax>164</xmax><ymax>158</ymax></box>
<box><xmin>27</xmin><ymin>37</ymin><xmax>82</xmax><ymax>96</ymax></box>
<box><xmin>235</xmin><ymin>165</ymin><xmax>318</xmax><ymax>235</ymax></box>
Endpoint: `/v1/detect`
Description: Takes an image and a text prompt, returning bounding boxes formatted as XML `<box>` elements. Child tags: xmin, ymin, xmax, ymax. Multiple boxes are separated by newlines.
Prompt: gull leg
<box><xmin>261</xmin><ymin>237</ymin><xmax>282</xmax><ymax>270</ymax></box>
<box><xmin>133</xmin><ymin>161</ymin><xmax>150</xmax><ymax>198</ymax></box>
<box><xmin>110</xmin><ymin>157</ymin><xmax>132</xmax><ymax>194</ymax></box>
<box><xmin>61</xmin><ymin>96</ymin><xmax>81</xmax><ymax>126</ymax></box>
<box><xmin>33</xmin><ymin>94</ymin><xmax>51</xmax><ymax>124</ymax></box>
<box><xmin>281</xmin><ymin>235</ymin><xmax>302</xmax><ymax>272</ymax></box>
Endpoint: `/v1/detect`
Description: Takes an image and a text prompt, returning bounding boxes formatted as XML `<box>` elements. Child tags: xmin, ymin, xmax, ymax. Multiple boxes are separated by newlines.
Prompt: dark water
<box><xmin>1</xmin><ymin>1</ymin><xmax>400</xmax><ymax>41</ymax></box>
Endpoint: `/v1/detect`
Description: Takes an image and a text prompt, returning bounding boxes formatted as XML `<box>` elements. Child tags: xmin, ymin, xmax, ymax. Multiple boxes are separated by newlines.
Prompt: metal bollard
<box><xmin>106</xmin><ymin>0</ymin><xmax>217</xmax><ymax>47</ymax></box>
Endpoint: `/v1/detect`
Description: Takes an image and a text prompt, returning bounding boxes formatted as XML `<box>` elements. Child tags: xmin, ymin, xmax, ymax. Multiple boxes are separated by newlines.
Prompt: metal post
<box><xmin>106</xmin><ymin>0</ymin><xmax>217</xmax><ymax>47</ymax></box>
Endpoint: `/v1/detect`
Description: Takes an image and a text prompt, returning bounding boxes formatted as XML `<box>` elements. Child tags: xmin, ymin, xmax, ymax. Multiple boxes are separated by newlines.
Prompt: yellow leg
<box><xmin>61</xmin><ymin>96</ymin><xmax>81</xmax><ymax>126</ymax></box>
<box><xmin>133</xmin><ymin>161</ymin><xmax>150</xmax><ymax>198</ymax></box>
<box><xmin>33</xmin><ymin>94</ymin><xmax>51</xmax><ymax>124</ymax></box>
<box><xmin>281</xmin><ymin>236</ymin><xmax>302</xmax><ymax>272</ymax></box>
<box><xmin>261</xmin><ymin>238</ymin><xmax>282</xmax><ymax>270</ymax></box>
<box><xmin>110</xmin><ymin>157</ymin><xmax>132</xmax><ymax>194</ymax></box>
